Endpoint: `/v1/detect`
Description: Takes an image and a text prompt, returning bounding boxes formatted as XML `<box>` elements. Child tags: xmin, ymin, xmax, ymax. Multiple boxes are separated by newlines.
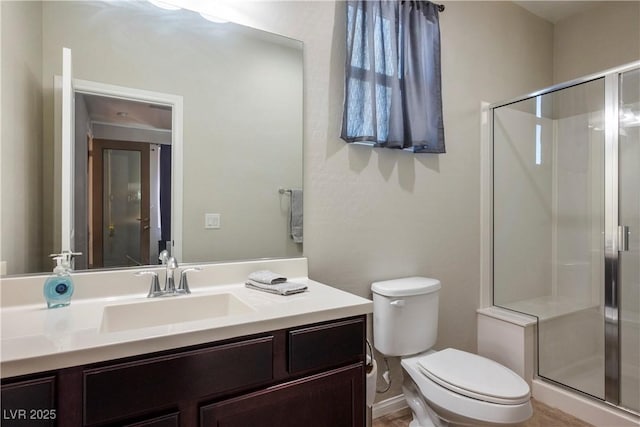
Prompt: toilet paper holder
<box><xmin>366</xmin><ymin>339</ymin><xmax>374</xmax><ymax>372</ymax></box>
<box><xmin>365</xmin><ymin>339</ymin><xmax>377</xmax><ymax>407</ymax></box>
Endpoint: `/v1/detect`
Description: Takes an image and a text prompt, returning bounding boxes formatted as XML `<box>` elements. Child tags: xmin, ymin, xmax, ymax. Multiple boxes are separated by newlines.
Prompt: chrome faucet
<box><xmin>137</xmin><ymin>253</ymin><xmax>201</xmax><ymax>297</ymax></box>
<box><xmin>164</xmin><ymin>256</ymin><xmax>178</xmax><ymax>293</ymax></box>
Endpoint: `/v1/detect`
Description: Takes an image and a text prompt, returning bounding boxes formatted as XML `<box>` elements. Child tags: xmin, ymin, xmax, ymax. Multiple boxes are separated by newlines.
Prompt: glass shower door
<box><xmin>534</xmin><ymin>79</ymin><xmax>607</xmax><ymax>400</ymax></box>
<box><xmin>619</xmin><ymin>68</ymin><xmax>640</xmax><ymax>412</ymax></box>
<box><xmin>492</xmin><ymin>77</ymin><xmax>607</xmax><ymax>399</ymax></box>
<box><xmin>492</xmin><ymin>62</ymin><xmax>640</xmax><ymax>411</ymax></box>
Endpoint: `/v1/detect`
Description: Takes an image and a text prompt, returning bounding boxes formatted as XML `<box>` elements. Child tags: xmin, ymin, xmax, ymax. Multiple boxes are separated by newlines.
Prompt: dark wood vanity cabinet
<box><xmin>200</xmin><ymin>364</ymin><xmax>364</xmax><ymax>427</ymax></box>
<box><xmin>0</xmin><ymin>375</ymin><xmax>56</xmax><ymax>426</ymax></box>
<box><xmin>0</xmin><ymin>315</ymin><xmax>366</xmax><ymax>427</ymax></box>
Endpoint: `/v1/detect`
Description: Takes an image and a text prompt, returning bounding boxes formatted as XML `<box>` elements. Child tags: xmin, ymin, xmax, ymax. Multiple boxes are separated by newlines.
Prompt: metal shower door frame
<box><xmin>489</xmin><ymin>60</ymin><xmax>640</xmax><ymax>407</ymax></box>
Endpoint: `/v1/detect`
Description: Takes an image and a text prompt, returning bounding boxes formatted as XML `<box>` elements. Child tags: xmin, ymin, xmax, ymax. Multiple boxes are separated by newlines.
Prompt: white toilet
<box><xmin>372</xmin><ymin>277</ymin><xmax>532</xmax><ymax>427</ymax></box>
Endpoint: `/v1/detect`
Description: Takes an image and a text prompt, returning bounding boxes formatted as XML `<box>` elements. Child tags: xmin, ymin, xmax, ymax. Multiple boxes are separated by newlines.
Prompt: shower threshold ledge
<box><xmin>497</xmin><ymin>295</ymin><xmax>598</xmax><ymax>321</ymax></box>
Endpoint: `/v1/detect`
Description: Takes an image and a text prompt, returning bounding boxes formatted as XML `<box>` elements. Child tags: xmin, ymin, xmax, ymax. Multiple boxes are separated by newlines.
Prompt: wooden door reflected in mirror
<box><xmin>89</xmin><ymin>139</ymin><xmax>151</xmax><ymax>268</ymax></box>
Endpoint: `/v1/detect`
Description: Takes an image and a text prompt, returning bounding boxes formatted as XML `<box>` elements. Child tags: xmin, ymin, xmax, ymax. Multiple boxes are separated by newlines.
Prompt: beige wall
<box><xmin>0</xmin><ymin>1</ymin><xmax>44</xmax><ymax>275</ymax></box>
<box><xmin>553</xmin><ymin>1</ymin><xmax>640</xmax><ymax>83</ymax></box>
<box><xmin>224</xmin><ymin>0</ymin><xmax>554</xmax><ymax>401</ymax></box>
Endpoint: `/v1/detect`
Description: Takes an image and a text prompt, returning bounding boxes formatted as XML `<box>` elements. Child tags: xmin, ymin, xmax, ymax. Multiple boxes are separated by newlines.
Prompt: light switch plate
<box><xmin>205</xmin><ymin>213</ymin><xmax>221</xmax><ymax>229</ymax></box>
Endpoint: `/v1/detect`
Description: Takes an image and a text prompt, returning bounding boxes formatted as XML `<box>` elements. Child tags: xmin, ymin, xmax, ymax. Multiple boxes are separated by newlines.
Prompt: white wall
<box><xmin>0</xmin><ymin>1</ymin><xmax>44</xmax><ymax>275</ymax></box>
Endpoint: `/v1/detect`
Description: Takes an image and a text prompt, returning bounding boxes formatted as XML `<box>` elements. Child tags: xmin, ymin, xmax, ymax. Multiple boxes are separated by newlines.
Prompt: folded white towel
<box><xmin>248</xmin><ymin>270</ymin><xmax>287</xmax><ymax>285</ymax></box>
<box><xmin>245</xmin><ymin>279</ymin><xmax>307</xmax><ymax>296</ymax></box>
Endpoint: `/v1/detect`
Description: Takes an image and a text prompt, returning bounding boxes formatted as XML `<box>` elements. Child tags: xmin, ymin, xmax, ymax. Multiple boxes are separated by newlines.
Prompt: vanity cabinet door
<box><xmin>83</xmin><ymin>336</ymin><xmax>273</xmax><ymax>426</ymax></box>
<box><xmin>200</xmin><ymin>363</ymin><xmax>365</xmax><ymax>427</ymax></box>
<box><xmin>0</xmin><ymin>376</ymin><xmax>56</xmax><ymax>427</ymax></box>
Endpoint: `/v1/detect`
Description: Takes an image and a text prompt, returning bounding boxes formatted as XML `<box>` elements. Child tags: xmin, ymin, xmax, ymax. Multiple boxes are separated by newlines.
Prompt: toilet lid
<box><xmin>416</xmin><ymin>348</ymin><xmax>530</xmax><ymax>405</ymax></box>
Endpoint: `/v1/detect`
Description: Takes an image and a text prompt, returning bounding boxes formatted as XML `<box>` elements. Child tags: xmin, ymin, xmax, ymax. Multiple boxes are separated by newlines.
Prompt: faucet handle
<box><xmin>136</xmin><ymin>271</ymin><xmax>163</xmax><ymax>298</ymax></box>
<box><xmin>177</xmin><ymin>267</ymin><xmax>201</xmax><ymax>295</ymax></box>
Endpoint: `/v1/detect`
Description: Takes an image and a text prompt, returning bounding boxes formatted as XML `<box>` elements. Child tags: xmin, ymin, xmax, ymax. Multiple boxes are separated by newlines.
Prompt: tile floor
<box><xmin>372</xmin><ymin>399</ymin><xmax>595</xmax><ymax>427</ymax></box>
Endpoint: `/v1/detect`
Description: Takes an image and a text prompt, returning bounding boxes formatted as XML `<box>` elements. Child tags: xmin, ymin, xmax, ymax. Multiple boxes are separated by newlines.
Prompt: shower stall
<box><xmin>490</xmin><ymin>61</ymin><xmax>639</xmax><ymax>415</ymax></box>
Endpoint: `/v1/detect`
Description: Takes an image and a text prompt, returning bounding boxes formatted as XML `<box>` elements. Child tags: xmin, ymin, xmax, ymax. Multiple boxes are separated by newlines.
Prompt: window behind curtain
<box><xmin>341</xmin><ymin>1</ymin><xmax>445</xmax><ymax>153</ymax></box>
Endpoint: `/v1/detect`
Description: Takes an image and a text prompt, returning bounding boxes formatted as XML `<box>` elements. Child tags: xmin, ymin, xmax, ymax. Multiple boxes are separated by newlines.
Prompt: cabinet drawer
<box><xmin>0</xmin><ymin>376</ymin><xmax>56</xmax><ymax>427</ymax></box>
<box><xmin>201</xmin><ymin>363</ymin><xmax>365</xmax><ymax>427</ymax></box>
<box><xmin>84</xmin><ymin>336</ymin><xmax>273</xmax><ymax>426</ymax></box>
<box><xmin>288</xmin><ymin>317</ymin><xmax>365</xmax><ymax>374</ymax></box>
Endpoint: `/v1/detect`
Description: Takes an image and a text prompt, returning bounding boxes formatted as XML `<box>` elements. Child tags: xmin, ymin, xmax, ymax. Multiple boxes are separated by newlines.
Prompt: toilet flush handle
<box><xmin>390</xmin><ymin>299</ymin><xmax>405</xmax><ymax>307</ymax></box>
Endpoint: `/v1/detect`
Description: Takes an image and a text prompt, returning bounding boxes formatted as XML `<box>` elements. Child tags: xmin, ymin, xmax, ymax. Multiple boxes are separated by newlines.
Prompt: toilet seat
<box><xmin>401</xmin><ymin>349</ymin><xmax>533</xmax><ymax>425</ymax></box>
<box><xmin>416</xmin><ymin>348</ymin><xmax>530</xmax><ymax>405</ymax></box>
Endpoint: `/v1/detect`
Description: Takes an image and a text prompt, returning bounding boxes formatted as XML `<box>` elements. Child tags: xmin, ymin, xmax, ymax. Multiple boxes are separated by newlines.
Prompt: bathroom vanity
<box><xmin>1</xmin><ymin>258</ymin><xmax>372</xmax><ymax>427</ymax></box>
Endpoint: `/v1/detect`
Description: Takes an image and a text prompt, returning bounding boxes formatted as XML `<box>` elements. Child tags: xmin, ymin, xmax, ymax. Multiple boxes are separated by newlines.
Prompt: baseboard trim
<box><xmin>372</xmin><ymin>394</ymin><xmax>408</xmax><ymax>419</ymax></box>
<box><xmin>532</xmin><ymin>379</ymin><xmax>640</xmax><ymax>427</ymax></box>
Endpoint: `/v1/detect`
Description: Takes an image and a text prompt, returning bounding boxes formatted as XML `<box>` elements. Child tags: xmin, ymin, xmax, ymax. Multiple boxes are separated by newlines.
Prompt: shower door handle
<box><xmin>618</xmin><ymin>225</ymin><xmax>630</xmax><ymax>252</ymax></box>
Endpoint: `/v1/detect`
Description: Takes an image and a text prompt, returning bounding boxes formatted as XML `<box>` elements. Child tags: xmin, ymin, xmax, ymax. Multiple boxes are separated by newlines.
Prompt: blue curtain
<box><xmin>341</xmin><ymin>0</ymin><xmax>445</xmax><ymax>153</ymax></box>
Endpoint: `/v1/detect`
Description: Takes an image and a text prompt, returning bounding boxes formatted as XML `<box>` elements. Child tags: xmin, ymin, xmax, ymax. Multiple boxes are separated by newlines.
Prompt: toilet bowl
<box><xmin>372</xmin><ymin>277</ymin><xmax>532</xmax><ymax>427</ymax></box>
<box><xmin>401</xmin><ymin>349</ymin><xmax>532</xmax><ymax>426</ymax></box>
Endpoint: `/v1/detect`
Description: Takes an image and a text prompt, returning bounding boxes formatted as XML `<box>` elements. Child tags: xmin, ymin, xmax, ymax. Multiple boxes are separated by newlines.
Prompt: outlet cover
<box><xmin>205</xmin><ymin>213</ymin><xmax>220</xmax><ymax>229</ymax></box>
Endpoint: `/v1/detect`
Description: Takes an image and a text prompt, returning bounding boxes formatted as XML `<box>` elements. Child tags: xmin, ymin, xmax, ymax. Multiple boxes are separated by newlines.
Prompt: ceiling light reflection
<box><xmin>148</xmin><ymin>0</ymin><xmax>181</xmax><ymax>11</ymax></box>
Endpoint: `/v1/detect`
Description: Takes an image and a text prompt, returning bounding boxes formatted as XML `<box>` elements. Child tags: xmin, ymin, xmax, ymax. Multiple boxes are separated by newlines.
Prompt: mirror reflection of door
<box><xmin>90</xmin><ymin>139</ymin><xmax>150</xmax><ymax>268</ymax></box>
<box><xmin>72</xmin><ymin>89</ymin><xmax>174</xmax><ymax>270</ymax></box>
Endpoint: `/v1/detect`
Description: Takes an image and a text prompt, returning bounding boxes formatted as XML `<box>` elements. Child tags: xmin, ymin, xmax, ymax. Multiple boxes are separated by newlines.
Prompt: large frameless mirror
<box><xmin>1</xmin><ymin>0</ymin><xmax>303</xmax><ymax>276</ymax></box>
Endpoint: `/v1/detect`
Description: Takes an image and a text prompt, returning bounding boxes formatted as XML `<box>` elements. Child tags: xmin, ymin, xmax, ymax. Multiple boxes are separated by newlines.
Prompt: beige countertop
<box><xmin>0</xmin><ymin>258</ymin><xmax>372</xmax><ymax>378</ymax></box>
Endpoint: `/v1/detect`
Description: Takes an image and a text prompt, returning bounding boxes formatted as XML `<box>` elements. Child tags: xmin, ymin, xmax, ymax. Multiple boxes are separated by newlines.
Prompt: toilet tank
<box><xmin>372</xmin><ymin>277</ymin><xmax>441</xmax><ymax>357</ymax></box>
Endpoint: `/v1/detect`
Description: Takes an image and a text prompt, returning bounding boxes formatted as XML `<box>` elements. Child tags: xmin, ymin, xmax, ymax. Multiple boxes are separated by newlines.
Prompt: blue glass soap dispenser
<box><xmin>44</xmin><ymin>254</ymin><xmax>75</xmax><ymax>309</ymax></box>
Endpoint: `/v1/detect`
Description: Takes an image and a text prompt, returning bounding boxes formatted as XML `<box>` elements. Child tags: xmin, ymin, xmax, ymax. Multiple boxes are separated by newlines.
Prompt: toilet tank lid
<box><xmin>371</xmin><ymin>277</ymin><xmax>441</xmax><ymax>297</ymax></box>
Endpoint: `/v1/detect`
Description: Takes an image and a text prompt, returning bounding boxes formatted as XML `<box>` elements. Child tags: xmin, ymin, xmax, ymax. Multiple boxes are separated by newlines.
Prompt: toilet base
<box><xmin>404</xmin><ymin>376</ymin><xmax>449</xmax><ymax>427</ymax></box>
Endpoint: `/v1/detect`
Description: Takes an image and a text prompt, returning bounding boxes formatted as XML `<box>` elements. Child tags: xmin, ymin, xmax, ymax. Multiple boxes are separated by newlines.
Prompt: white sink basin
<box><xmin>100</xmin><ymin>293</ymin><xmax>254</xmax><ymax>333</ymax></box>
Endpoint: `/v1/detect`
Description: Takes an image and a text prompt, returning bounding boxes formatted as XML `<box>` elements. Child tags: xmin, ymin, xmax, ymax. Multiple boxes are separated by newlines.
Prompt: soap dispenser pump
<box><xmin>43</xmin><ymin>253</ymin><xmax>76</xmax><ymax>309</ymax></box>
